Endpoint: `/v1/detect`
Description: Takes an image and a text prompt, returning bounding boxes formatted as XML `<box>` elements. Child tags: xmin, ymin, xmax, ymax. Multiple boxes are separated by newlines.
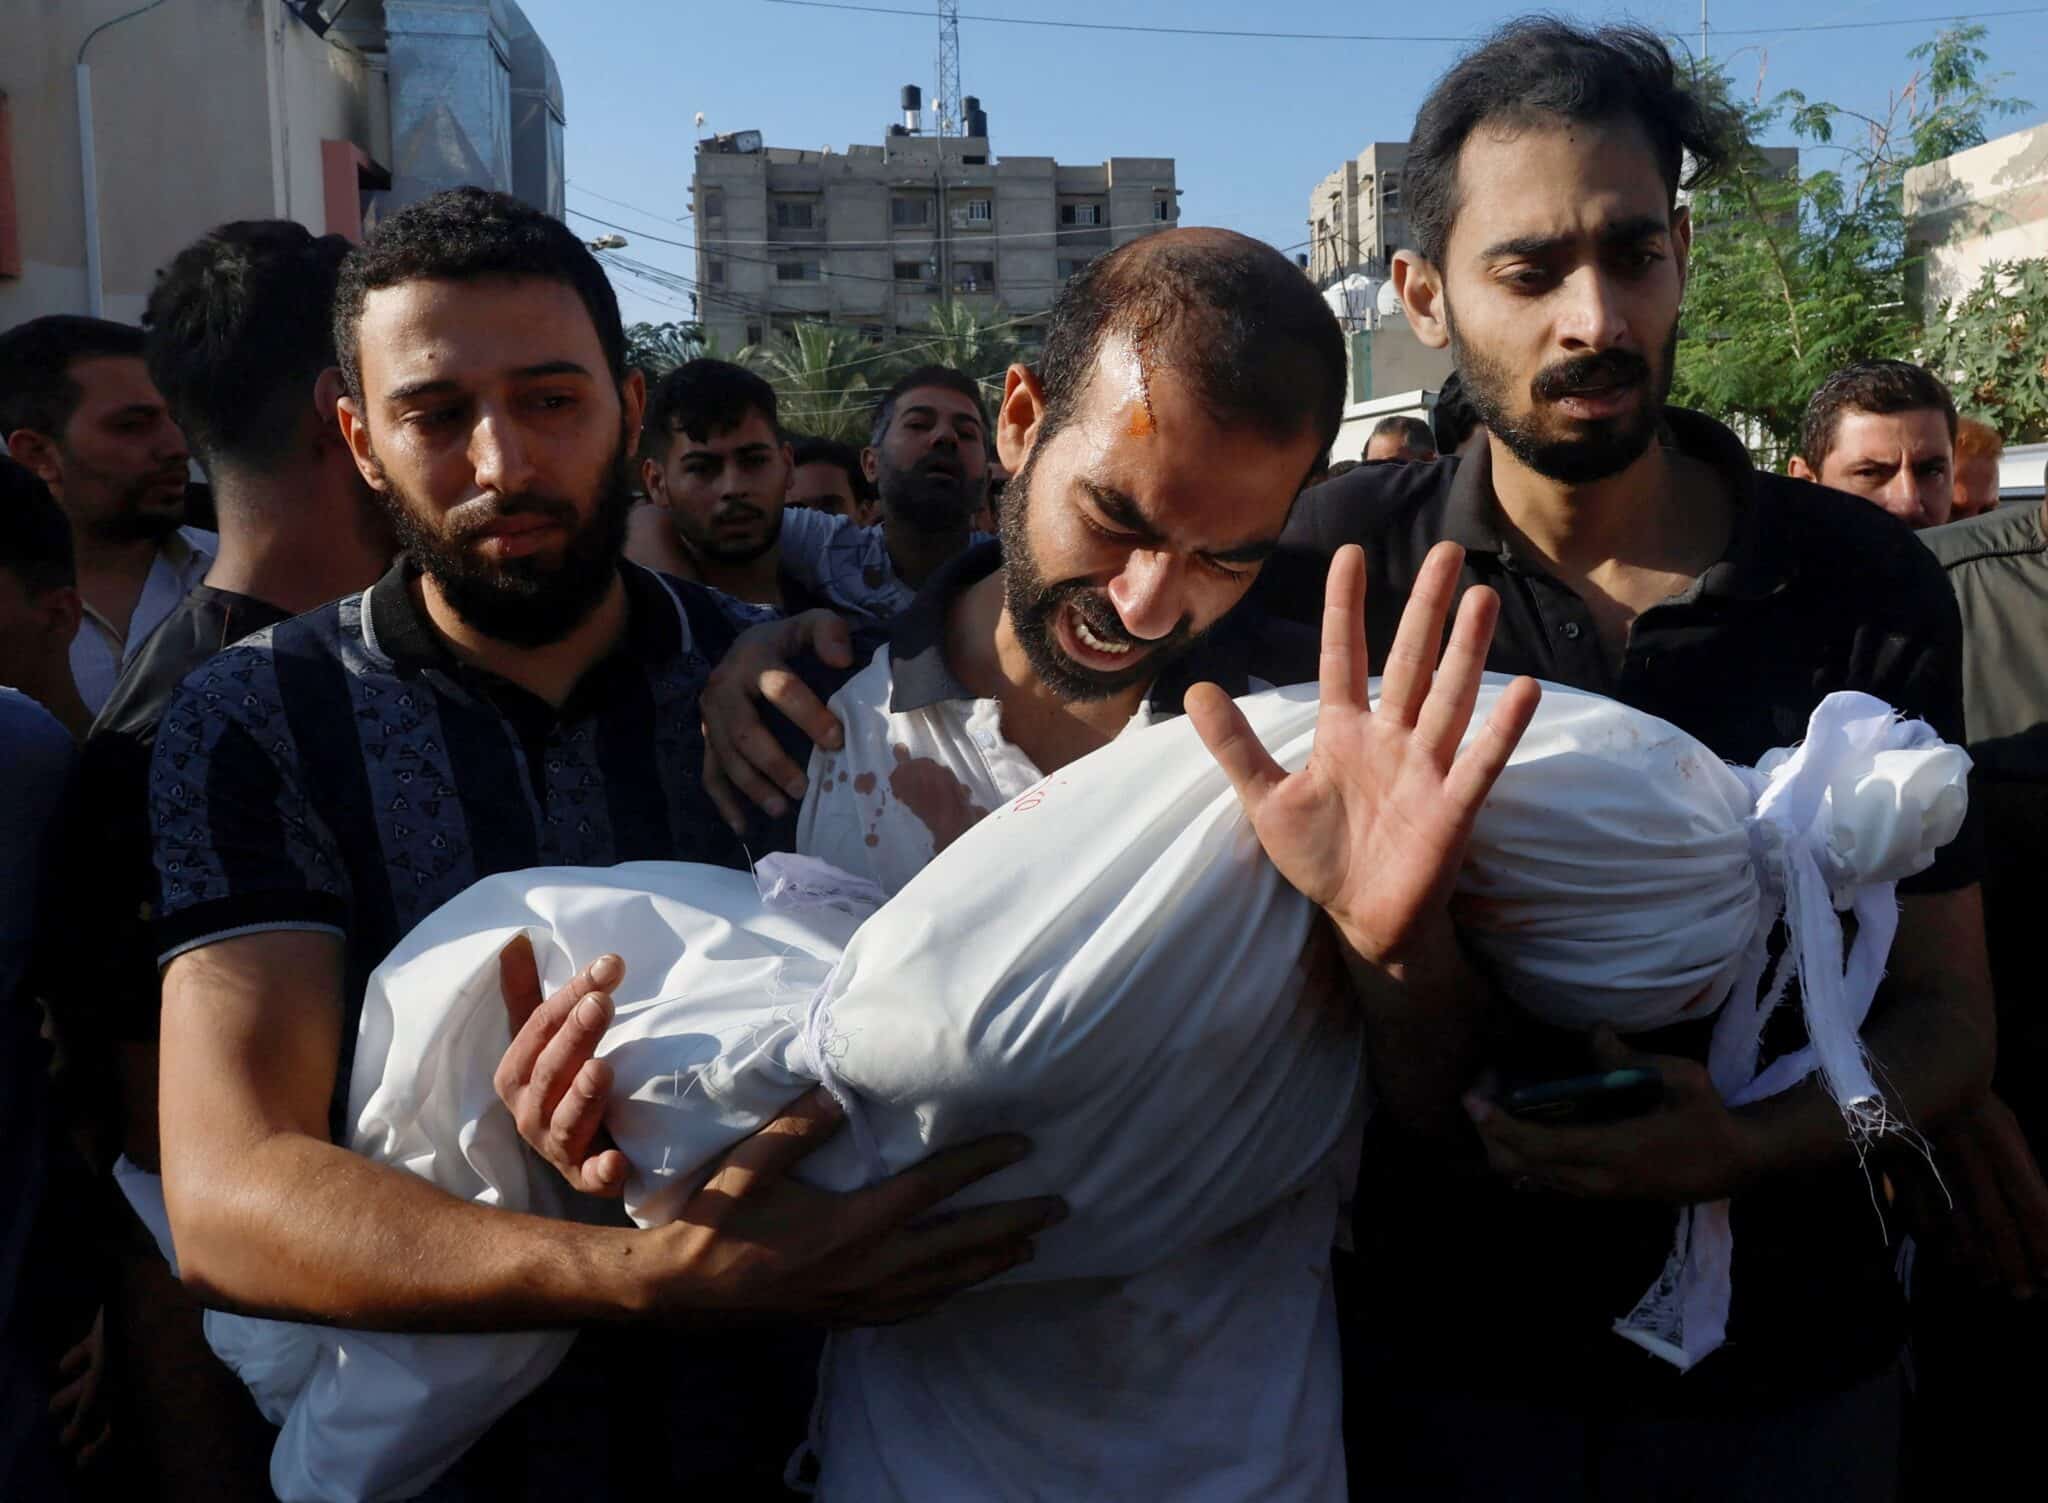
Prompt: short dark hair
<box><xmin>0</xmin><ymin>455</ymin><xmax>76</xmax><ymax>594</ymax></box>
<box><xmin>333</xmin><ymin>187</ymin><xmax>626</xmax><ymax>402</ymax></box>
<box><xmin>1368</xmin><ymin>414</ymin><xmax>1437</xmax><ymax>461</ymax></box>
<box><xmin>1800</xmin><ymin>360</ymin><xmax>1959</xmax><ymax>468</ymax></box>
<box><xmin>869</xmin><ymin>365</ymin><xmax>989</xmax><ymax>448</ymax></box>
<box><xmin>142</xmin><ymin>220</ymin><xmax>352</xmax><ymax>473</ymax></box>
<box><xmin>1035</xmin><ymin>230</ymin><xmax>1345</xmax><ymax>467</ymax></box>
<box><xmin>790</xmin><ymin>434</ymin><xmax>874</xmax><ymax>502</ymax></box>
<box><xmin>0</xmin><ymin>315</ymin><xmax>147</xmax><ymax>440</ymax></box>
<box><xmin>643</xmin><ymin>358</ymin><xmax>779</xmax><ymax>460</ymax></box>
<box><xmin>1405</xmin><ymin>19</ymin><xmax>1736</xmax><ymax>266</ymax></box>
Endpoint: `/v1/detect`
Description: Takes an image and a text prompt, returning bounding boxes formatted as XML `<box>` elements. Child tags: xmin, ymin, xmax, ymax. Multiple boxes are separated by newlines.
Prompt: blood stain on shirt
<box><xmin>888</xmin><ymin>743</ymin><xmax>989</xmax><ymax>853</ymax></box>
<box><xmin>853</xmin><ymin>771</ymin><xmax>877</xmax><ymax>795</ymax></box>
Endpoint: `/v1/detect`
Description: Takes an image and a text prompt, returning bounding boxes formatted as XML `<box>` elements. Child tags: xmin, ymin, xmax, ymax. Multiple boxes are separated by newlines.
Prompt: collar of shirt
<box><xmin>1439</xmin><ymin>407</ymin><xmax>1795</xmax><ymax>607</ymax></box>
<box><xmin>360</xmin><ymin>557</ymin><xmax>700</xmax><ymax>741</ymax></box>
<box><xmin>882</xmin><ymin>539</ymin><xmax>1272</xmax><ymax>717</ymax></box>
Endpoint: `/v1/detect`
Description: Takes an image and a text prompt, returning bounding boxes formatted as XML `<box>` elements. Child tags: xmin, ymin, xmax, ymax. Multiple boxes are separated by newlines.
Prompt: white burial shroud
<box><xmin>158</xmin><ymin>676</ymin><xmax>1965</xmax><ymax>1502</ymax></box>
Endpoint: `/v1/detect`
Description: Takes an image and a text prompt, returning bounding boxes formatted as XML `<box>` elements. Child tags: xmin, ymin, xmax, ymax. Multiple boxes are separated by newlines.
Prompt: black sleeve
<box><xmin>1855</xmin><ymin>540</ymin><xmax>1982</xmax><ymax>895</ymax></box>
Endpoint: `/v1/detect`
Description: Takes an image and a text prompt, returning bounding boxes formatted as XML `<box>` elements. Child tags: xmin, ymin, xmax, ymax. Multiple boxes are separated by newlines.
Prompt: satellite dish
<box><xmin>694</xmin><ymin>111</ymin><xmax>706</xmax><ymax>129</ymax></box>
<box><xmin>1376</xmin><ymin>281</ymin><xmax>1405</xmax><ymax>320</ymax></box>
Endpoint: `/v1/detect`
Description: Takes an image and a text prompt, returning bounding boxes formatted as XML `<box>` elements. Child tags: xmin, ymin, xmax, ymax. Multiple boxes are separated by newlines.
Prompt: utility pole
<box><xmin>933</xmin><ymin>2</ymin><xmax>961</xmax><ymax>304</ymax></box>
<box><xmin>1700</xmin><ymin>0</ymin><xmax>1709</xmax><ymax>62</ymax></box>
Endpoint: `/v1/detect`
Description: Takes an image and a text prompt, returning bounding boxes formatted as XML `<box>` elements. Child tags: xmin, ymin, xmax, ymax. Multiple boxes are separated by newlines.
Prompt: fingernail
<box><xmin>766</xmin><ymin>796</ymin><xmax>788</xmax><ymax>818</ymax></box>
<box><xmin>824</xmin><ymin>729</ymin><xmax>845</xmax><ymax>750</ymax></box>
<box><xmin>783</xmin><ymin>777</ymin><xmax>808</xmax><ymax>800</ymax></box>
<box><xmin>575</xmin><ymin>995</ymin><xmax>608</xmax><ymax>1028</ymax></box>
<box><xmin>726</xmin><ymin>816</ymin><xmax>745</xmax><ymax>835</ymax></box>
<box><xmin>592</xmin><ymin>955</ymin><xmax>622</xmax><ymax>984</ymax></box>
<box><xmin>1463</xmin><ymin>1095</ymin><xmax>1492</xmax><ymax>1123</ymax></box>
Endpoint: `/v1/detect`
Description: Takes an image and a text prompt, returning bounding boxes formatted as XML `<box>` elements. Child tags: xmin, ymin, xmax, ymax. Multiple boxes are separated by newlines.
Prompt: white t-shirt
<box><xmin>70</xmin><ymin>525</ymin><xmax>215</xmax><ymax>712</ymax></box>
<box><xmin>794</xmin><ymin>644</ymin><xmax>1350</xmax><ymax>1503</ymax></box>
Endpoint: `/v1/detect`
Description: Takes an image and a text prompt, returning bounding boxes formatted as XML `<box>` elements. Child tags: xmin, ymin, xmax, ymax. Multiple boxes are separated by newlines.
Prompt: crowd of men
<box><xmin>2</xmin><ymin>15</ymin><xmax>2046</xmax><ymax>1502</ymax></box>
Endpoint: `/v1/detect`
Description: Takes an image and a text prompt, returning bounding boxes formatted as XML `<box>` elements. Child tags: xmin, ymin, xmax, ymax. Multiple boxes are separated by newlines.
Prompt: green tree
<box><xmin>1921</xmin><ymin>259</ymin><xmax>2048</xmax><ymax>445</ymax></box>
<box><xmin>1672</xmin><ymin>26</ymin><xmax>2029</xmax><ymax>464</ymax></box>
<box><xmin>623</xmin><ymin>321</ymin><xmax>717</xmax><ymax>376</ymax></box>
<box><xmin>747</xmin><ymin>322</ymin><xmax>881</xmax><ymax>442</ymax></box>
<box><xmin>904</xmin><ymin>300</ymin><xmax>1023</xmax><ymax>411</ymax></box>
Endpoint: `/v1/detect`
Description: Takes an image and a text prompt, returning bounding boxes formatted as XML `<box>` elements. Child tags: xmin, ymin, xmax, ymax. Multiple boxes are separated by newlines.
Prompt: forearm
<box><xmin>1339</xmin><ymin>917</ymin><xmax>1499</xmax><ymax>1140</ymax></box>
<box><xmin>1731</xmin><ymin>972</ymin><xmax>1993</xmax><ymax>1185</ymax></box>
<box><xmin>165</xmin><ymin>1129</ymin><xmax>651</xmax><ymax>1332</ymax></box>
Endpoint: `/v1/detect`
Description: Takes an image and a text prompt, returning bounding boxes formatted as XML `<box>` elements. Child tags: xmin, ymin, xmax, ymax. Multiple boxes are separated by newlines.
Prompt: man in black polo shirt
<box><xmin>146</xmin><ymin>188</ymin><xmax>1059</xmax><ymax>1499</ymax></box>
<box><xmin>1253</xmin><ymin>20</ymin><xmax>1990</xmax><ymax>1499</ymax></box>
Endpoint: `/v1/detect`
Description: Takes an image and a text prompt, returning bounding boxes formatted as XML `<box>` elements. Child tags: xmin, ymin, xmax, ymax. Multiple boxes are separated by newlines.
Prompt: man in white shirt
<box><xmin>502</xmin><ymin>227</ymin><xmax>1536</xmax><ymax>1498</ymax></box>
<box><xmin>0</xmin><ymin>316</ymin><xmax>208</xmax><ymax>711</ymax></box>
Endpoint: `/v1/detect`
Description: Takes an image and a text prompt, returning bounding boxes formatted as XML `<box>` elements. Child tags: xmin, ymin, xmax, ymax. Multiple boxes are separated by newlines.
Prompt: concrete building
<box><xmin>0</xmin><ymin>0</ymin><xmax>563</xmax><ymax>328</ymax></box>
<box><xmin>1306</xmin><ymin>141</ymin><xmax>1411</xmax><ymax>285</ymax></box>
<box><xmin>690</xmin><ymin>91</ymin><xmax>1179</xmax><ymax>350</ymax></box>
<box><xmin>1905</xmin><ymin>121</ymin><xmax>2048</xmax><ymax>312</ymax></box>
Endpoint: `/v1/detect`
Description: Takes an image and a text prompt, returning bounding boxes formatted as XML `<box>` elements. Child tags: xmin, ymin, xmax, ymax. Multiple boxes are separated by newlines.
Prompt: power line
<box><xmin>569</xmin><ymin>182</ymin><xmax>693</xmax><ymax>224</ymax></box>
<box><xmin>762</xmin><ymin>0</ymin><xmax>2048</xmax><ymax>43</ymax></box>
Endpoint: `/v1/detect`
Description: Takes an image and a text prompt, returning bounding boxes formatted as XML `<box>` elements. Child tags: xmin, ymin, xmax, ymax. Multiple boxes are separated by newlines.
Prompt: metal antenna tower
<box><xmin>934</xmin><ymin>1</ymin><xmax>963</xmax><ymax>138</ymax></box>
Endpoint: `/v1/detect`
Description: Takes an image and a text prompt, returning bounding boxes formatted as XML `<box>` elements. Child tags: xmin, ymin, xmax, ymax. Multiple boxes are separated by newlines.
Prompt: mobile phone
<box><xmin>1499</xmin><ymin>1067</ymin><xmax>1663</xmax><ymax>1126</ymax></box>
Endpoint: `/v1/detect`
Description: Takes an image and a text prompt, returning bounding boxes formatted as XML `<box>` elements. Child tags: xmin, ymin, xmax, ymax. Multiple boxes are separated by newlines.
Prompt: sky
<box><xmin>514</xmin><ymin>0</ymin><xmax>2048</xmax><ymax>328</ymax></box>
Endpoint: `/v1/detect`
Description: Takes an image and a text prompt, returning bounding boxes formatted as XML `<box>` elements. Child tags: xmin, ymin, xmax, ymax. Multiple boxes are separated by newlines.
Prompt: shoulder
<box><xmin>1923</xmin><ymin>504</ymin><xmax>2047</xmax><ymax>574</ymax></box>
<box><xmin>0</xmin><ymin>690</ymin><xmax>75</xmax><ymax>783</ymax></box>
<box><xmin>1287</xmin><ymin>456</ymin><xmax>1458</xmax><ymax>547</ymax></box>
<box><xmin>1755</xmin><ymin>473</ymin><xmax>1958</xmax><ymax>627</ymax></box>
<box><xmin>776</xmin><ymin>505</ymin><xmax>854</xmax><ymax>556</ymax></box>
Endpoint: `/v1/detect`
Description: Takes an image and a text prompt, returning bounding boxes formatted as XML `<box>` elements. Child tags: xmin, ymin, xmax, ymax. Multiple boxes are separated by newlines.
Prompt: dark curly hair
<box><xmin>333</xmin><ymin>187</ymin><xmax>625</xmax><ymax>402</ymax></box>
<box><xmin>1404</xmin><ymin>19</ymin><xmax>1739</xmax><ymax>267</ymax></box>
<box><xmin>1800</xmin><ymin>359</ymin><xmax>1958</xmax><ymax>468</ymax></box>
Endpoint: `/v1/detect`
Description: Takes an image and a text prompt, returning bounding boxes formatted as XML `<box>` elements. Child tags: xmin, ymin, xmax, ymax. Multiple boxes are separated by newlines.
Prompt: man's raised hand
<box><xmin>1187</xmin><ymin>542</ymin><xmax>1538</xmax><ymax>969</ymax></box>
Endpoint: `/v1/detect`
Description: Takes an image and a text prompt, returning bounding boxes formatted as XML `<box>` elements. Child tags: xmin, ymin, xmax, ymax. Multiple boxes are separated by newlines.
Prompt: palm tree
<box><xmin>910</xmin><ymin>300</ymin><xmax>1021</xmax><ymax>410</ymax></box>
<box><xmin>747</xmin><ymin>322</ymin><xmax>880</xmax><ymax>442</ymax></box>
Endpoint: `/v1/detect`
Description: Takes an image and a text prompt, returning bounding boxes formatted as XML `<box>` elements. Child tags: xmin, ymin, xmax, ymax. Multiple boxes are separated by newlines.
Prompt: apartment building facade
<box><xmin>690</xmin><ymin>101</ymin><xmax>1178</xmax><ymax>349</ymax></box>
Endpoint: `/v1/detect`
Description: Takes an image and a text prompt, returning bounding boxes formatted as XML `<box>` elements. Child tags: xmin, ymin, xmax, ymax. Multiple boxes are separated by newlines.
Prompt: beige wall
<box><xmin>1906</xmin><ymin>122</ymin><xmax>2048</xmax><ymax>313</ymax></box>
<box><xmin>2</xmin><ymin>0</ymin><xmax>377</xmax><ymax>328</ymax></box>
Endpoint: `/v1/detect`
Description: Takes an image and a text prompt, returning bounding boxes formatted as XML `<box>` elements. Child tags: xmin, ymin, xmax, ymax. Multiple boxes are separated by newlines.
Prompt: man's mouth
<box><xmin>1056</xmin><ymin>600</ymin><xmax>1145</xmax><ymax>670</ymax></box>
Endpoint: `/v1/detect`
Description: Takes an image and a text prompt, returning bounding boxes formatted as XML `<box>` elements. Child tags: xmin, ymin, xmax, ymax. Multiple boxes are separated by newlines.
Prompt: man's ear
<box><xmin>5</xmin><ymin>429</ymin><xmax>65</xmax><ymax>494</ymax></box>
<box><xmin>860</xmin><ymin>444</ymin><xmax>880</xmax><ymax>486</ymax></box>
<box><xmin>640</xmin><ymin>452</ymin><xmax>668</xmax><ymax>506</ymax></box>
<box><xmin>333</xmin><ymin>393</ymin><xmax>389</xmax><ymax>493</ymax></box>
<box><xmin>619</xmin><ymin>366</ymin><xmax>647</xmax><ymax>447</ymax></box>
<box><xmin>1671</xmin><ymin>204</ymin><xmax>1693</xmax><ymax>301</ymax></box>
<box><xmin>1391</xmin><ymin>250</ymin><xmax>1449</xmax><ymax>352</ymax></box>
<box><xmin>1787</xmin><ymin>454</ymin><xmax>1819</xmax><ymax>483</ymax></box>
<box><xmin>996</xmin><ymin>363</ymin><xmax>1044</xmax><ymax>472</ymax></box>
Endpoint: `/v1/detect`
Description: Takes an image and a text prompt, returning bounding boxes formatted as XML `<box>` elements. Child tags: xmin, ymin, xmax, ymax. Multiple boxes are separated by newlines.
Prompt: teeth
<box><xmin>1073</xmin><ymin>615</ymin><xmax>1132</xmax><ymax>655</ymax></box>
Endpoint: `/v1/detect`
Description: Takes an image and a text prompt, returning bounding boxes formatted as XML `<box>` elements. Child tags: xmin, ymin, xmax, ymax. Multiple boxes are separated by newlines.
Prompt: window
<box><xmin>965</xmin><ymin>198</ymin><xmax>992</xmax><ymax>223</ymax></box>
<box><xmin>773</xmin><ymin>198</ymin><xmax>815</xmax><ymax>228</ymax></box>
<box><xmin>961</xmin><ymin>154</ymin><xmax>988</xmax><ymax>165</ymax></box>
<box><xmin>1153</xmin><ymin>197</ymin><xmax>1172</xmax><ymax>222</ymax></box>
<box><xmin>1060</xmin><ymin>202</ymin><xmax>1102</xmax><ymax>226</ymax></box>
<box><xmin>745</xmin><ymin>322</ymin><xmax>762</xmax><ymax>344</ymax></box>
<box><xmin>954</xmin><ymin>260</ymin><xmax>996</xmax><ymax>292</ymax></box>
<box><xmin>1381</xmin><ymin>173</ymin><xmax>1401</xmax><ymax>213</ymax></box>
<box><xmin>893</xmin><ymin>260</ymin><xmax>930</xmax><ymax>283</ymax></box>
<box><xmin>775</xmin><ymin>260</ymin><xmax>821</xmax><ymax>282</ymax></box>
<box><xmin>892</xmin><ymin>195</ymin><xmax>931</xmax><ymax>226</ymax></box>
<box><xmin>702</xmin><ymin>188</ymin><xmax>724</xmax><ymax>226</ymax></box>
<box><xmin>707</xmin><ymin>259</ymin><xmax>726</xmax><ymax>285</ymax></box>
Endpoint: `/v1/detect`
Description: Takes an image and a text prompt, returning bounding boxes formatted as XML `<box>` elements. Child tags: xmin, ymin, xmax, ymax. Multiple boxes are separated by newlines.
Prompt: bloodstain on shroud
<box><xmin>888</xmin><ymin>743</ymin><xmax>990</xmax><ymax>854</ymax></box>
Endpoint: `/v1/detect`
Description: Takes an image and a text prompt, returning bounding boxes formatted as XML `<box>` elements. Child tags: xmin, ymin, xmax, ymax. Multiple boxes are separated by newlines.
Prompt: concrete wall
<box><xmin>692</xmin><ymin>133</ymin><xmax>1174</xmax><ymax>350</ymax></box>
<box><xmin>1307</xmin><ymin>143</ymin><xmax>1407</xmax><ymax>283</ymax></box>
<box><xmin>1906</xmin><ymin>122</ymin><xmax>2048</xmax><ymax>313</ymax></box>
<box><xmin>1</xmin><ymin>0</ymin><xmax>377</xmax><ymax>327</ymax></box>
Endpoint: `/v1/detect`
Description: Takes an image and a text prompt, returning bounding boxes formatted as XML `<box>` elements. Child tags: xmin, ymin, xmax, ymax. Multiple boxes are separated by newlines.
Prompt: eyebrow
<box><xmin>104</xmin><ymin>402</ymin><xmax>165</xmax><ymax>423</ymax></box>
<box><xmin>385</xmin><ymin>360</ymin><xmax>594</xmax><ymax>405</ymax></box>
<box><xmin>1086</xmin><ymin>481</ymin><xmax>1280</xmax><ymax>566</ymax></box>
<box><xmin>1478</xmin><ymin>215</ymin><xmax>1671</xmax><ymax>262</ymax></box>
<box><xmin>899</xmin><ymin>403</ymin><xmax>980</xmax><ymax>426</ymax></box>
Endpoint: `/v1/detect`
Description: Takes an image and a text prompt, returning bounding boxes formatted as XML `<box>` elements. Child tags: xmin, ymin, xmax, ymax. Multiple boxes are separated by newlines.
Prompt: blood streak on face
<box><xmin>888</xmin><ymin>743</ymin><xmax>989</xmax><ymax>853</ymax></box>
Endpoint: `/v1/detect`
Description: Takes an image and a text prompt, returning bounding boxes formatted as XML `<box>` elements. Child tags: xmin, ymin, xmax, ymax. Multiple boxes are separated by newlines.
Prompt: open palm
<box><xmin>1189</xmin><ymin>543</ymin><xmax>1539</xmax><ymax>965</ymax></box>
